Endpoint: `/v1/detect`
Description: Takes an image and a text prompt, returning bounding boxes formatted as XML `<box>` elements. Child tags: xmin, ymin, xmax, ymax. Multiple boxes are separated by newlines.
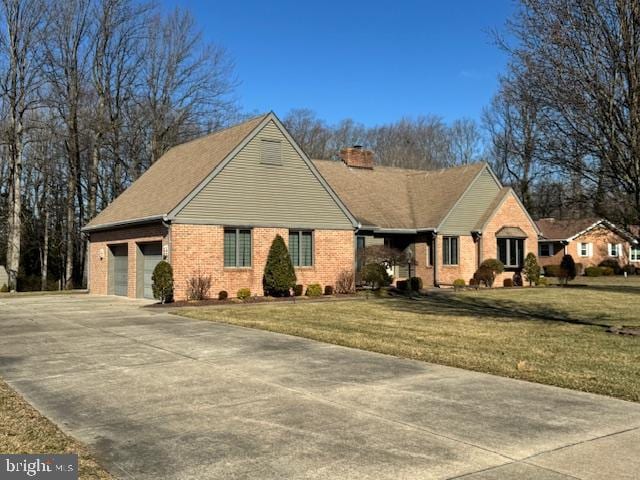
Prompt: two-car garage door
<box><xmin>109</xmin><ymin>242</ymin><xmax>162</xmax><ymax>298</ymax></box>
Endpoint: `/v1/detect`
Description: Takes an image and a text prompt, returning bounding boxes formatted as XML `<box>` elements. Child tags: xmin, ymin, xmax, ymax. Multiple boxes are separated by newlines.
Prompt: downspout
<box><xmin>433</xmin><ymin>231</ymin><xmax>439</xmax><ymax>287</ymax></box>
<box><xmin>82</xmin><ymin>231</ymin><xmax>90</xmax><ymax>292</ymax></box>
<box><xmin>353</xmin><ymin>222</ymin><xmax>362</xmax><ymax>285</ymax></box>
<box><xmin>162</xmin><ymin>216</ymin><xmax>172</xmax><ymax>263</ymax></box>
<box><xmin>472</xmin><ymin>230</ymin><xmax>483</xmax><ymax>269</ymax></box>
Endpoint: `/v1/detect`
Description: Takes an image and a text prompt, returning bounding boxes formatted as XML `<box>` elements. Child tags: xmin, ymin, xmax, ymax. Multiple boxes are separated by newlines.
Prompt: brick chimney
<box><xmin>340</xmin><ymin>145</ymin><xmax>374</xmax><ymax>169</ymax></box>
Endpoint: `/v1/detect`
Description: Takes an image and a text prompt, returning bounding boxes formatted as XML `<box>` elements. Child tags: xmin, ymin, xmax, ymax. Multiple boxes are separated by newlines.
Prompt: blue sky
<box><xmin>160</xmin><ymin>1</ymin><xmax>515</xmax><ymax>126</ymax></box>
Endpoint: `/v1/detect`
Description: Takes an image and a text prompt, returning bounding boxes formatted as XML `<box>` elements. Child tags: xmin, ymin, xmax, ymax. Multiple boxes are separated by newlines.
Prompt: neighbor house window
<box><xmin>260</xmin><ymin>139</ymin><xmax>282</xmax><ymax>165</ymax></box>
<box><xmin>631</xmin><ymin>246</ymin><xmax>640</xmax><ymax>262</ymax></box>
<box><xmin>224</xmin><ymin>228</ymin><xmax>252</xmax><ymax>267</ymax></box>
<box><xmin>289</xmin><ymin>230</ymin><xmax>313</xmax><ymax>267</ymax></box>
<box><xmin>539</xmin><ymin>243</ymin><xmax>553</xmax><ymax>257</ymax></box>
<box><xmin>498</xmin><ymin>238</ymin><xmax>524</xmax><ymax>268</ymax></box>
<box><xmin>608</xmin><ymin>243</ymin><xmax>620</xmax><ymax>257</ymax></box>
<box><xmin>578</xmin><ymin>242</ymin><xmax>592</xmax><ymax>257</ymax></box>
<box><xmin>442</xmin><ymin>236</ymin><xmax>458</xmax><ymax>265</ymax></box>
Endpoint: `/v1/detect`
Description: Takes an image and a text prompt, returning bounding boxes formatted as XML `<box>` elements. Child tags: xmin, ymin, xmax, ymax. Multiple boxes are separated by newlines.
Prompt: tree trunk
<box><xmin>41</xmin><ymin>189</ymin><xmax>49</xmax><ymax>291</ymax></box>
<box><xmin>65</xmin><ymin>175</ymin><xmax>75</xmax><ymax>289</ymax></box>
<box><xmin>7</xmin><ymin>131</ymin><xmax>22</xmax><ymax>292</ymax></box>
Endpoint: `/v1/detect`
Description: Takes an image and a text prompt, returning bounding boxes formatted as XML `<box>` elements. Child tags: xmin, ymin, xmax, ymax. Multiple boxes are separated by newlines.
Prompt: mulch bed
<box><xmin>146</xmin><ymin>293</ymin><xmax>358</xmax><ymax>308</ymax></box>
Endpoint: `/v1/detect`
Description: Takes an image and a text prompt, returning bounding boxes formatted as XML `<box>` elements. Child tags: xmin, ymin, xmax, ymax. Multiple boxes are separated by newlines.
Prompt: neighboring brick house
<box><xmin>84</xmin><ymin>113</ymin><xmax>539</xmax><ymax>300</ymax></box>
<box><xmin>536</xmin><ymin>218</ymin><xmax>640</xmax><ymax>272</ymax></box>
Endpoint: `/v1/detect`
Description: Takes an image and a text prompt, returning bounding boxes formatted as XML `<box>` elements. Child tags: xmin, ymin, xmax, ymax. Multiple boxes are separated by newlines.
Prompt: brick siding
<box><xmin>170</xmin><ymin>224</ymin><xmax>354</xmax><ymax>300</ymax></box>
<box><xmin>88</xmin><ymin>223</ymin><xmax>167</xmax><ymax>296</ymax></box>
<box><xmin>481</xmin><ymin>193</ymin><xmax>538</xmax><ymax>286</ymax></box>
<box><xmin>436</xmin><ymin>234</ymin><xmax>478</xmax><ymax>285</ymax></box>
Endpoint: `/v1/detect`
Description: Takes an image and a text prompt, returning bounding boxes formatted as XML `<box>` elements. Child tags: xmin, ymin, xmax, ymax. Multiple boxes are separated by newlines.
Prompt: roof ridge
<box><xmin>311</xmin><ymin>159</ymin><xmax>487</xmax><ymax>178</ymax></box>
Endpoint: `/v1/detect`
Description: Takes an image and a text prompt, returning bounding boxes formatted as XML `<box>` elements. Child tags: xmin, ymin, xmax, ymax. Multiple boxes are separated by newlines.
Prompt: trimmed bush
<box><xmin>218</xmin><ymin>290</ymin><xmax>228</xmax><ymax>300</ymax></box>
<box><xmin>335</xmin><ymin>269</ymin><xmax>355</xmax><ymax>294</ymax></box>
<box><xmin>305</xmin><ymin>283</ymin><xmax>322</xmax><ymax>297</ymax></box>
<box><xmin>152</xmin><ymin>261</ymin><xmax>173</xmax><ymax>303</ymax></box>
<box><xmin>503</xmin><ymin>278</ymin><xmax>514</xmax><ymax>287</ymax></box>
<box><xmin>544</xmin><ymin>264</ymin><xmax>562</xmax><ymax>277</ymax></box>
<box><xmin>453</xmin><ymin>278</ymin><xmax>465</xmax><ymax>291</ymax></box>
<box><xmin>409</xmin><ymin>276</ymin><xmax>423</xmax><ymax>291</ymax></box>
<box><xmin>585</xmin><ymin>266</ymin><xmax>603</xmax><ymax>277</ymax></box>
<box><xmin>324</xmin><ymin>285</ymin><xmax>334</xmax><ymax>295</ymax></box>
<box><xmin>293</xmin><ymin>284</ymin><xmax>304</xmax><ymax>296</ymax></box>
<box><xmin>480</xmin><ymin>258</ymin><xmax>505</xmax><ymax>275</ymax></box>
<box><xmin>237</xmin><ymin>288</ymin><xmax>251</xmax><ymax>300</ymax></box>
<box><xmin>512</xmin><ymin>271</ymin><xmax>523</xmax><ymax>287</ymax></box>
<box><xmin>263</xmin><ymin>234</ymin><xmax>296</xmax><ymax>296</ymax></box>
<box><xmin>535</xmin><ymin>277</ymin><xmax>548</xmax><ymax>286</ymax></box>
<box><xmin>396</xmin><ymin>280</ymin><xmax>409</xmax><ymax>291</ymax></box>
<box><xmin>186</xmin><ymin>274</ymin><xmax>212</xmax><ymax>301</ymax></box>
<box><xmin>362</xmin><ymin>262</ymin><xmax>391</xmax><ymax>289</ymax></box>
<box><xmin>601</xmin><ymin>266</ymin><xmax>615</xmax><ymax>276</ymax></box>
<box><xmin>559</xmin><ymin>254</ymin><xmax>577</xmax><ymax>284</ymax></box>
<box><xmin>599</xmin><ymin>259</ymin><xmax>622</xmax><ymax>275</ymax></box>
<box><xmin>474</xmin><ymin>265</ymin><xmax>496</xmax><ymax>287</ymax></box>
<box><xmin>522</xmin><ymin>253</ymin><xmax>541</xmax><ymax>286</ymax></box>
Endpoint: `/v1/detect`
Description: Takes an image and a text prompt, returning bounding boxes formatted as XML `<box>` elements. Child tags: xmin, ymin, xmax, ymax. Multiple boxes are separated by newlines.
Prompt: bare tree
<box><xmin>449</xmin><ymin>118</ymin><xmax>483</xmax><ymax>165</ymax></box>
<box><xmin>142</xmin><ymin>8</ymin><xmax>238</xmax><ymax>165</ymax></box>
<box><xmin>482</xmin><ymin>73</ymin><xmax>549</xmax><ymax>213</ymax></box>
<box><xmin>282</xmin><ymin>108</ymin><xmax>332</xmax><ymax>159</ymax></box>
<box><xmin>367</xmin><ymin>116</ymin><xmax>452</xmax><ymax>169</ymax></box>
<box><xmin>43</xmin><ymin>0</ymin><xmax>92</xmax><ymax>288</ymax></box>
<box><xmin>0</xmin><ymin>0</ymin><xmax>45</xmax><ymax>290</ymax></box>
<box><xmin>504</xmin><ymin>0</ymin><xmax>640</xmax><ymax>224</ymax></box>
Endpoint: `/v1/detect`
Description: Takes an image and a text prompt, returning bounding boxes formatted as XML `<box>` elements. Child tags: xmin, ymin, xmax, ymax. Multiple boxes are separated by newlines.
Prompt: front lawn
<box><xmin>0</xmin><ymin>379</ymin><xmax>113</xmax><ymax>479</ymax></box>
<box><xmin>177</xmin><ymin>279</ymin><xmax>640</xmax><ymax>402</ymax></box>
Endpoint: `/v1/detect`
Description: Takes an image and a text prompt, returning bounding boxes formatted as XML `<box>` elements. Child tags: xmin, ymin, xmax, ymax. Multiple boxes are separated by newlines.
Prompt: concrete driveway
<box><xmin>1</xmin><ymin>295</ymin><xmax>639</xmax><ymax>479</ymax></box>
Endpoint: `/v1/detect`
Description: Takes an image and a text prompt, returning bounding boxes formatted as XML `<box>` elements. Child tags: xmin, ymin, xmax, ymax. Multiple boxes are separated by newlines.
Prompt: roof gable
<box><xmin>84</xmin><ymin>114</ymin><xmax>269</xmax><ymax>230</ymax></box>
<box><xmin>313</xmin><ymin>161</ymin><xmax>489</xmax><ymax>230</ymax></box>
<box><xmin>173</xmin><ymin>118</ymin><xmax>355</xmax><ymax>229</ymax></box>
<box><xmin>437</xmin><ymin>165</ymin><xmax>501</xmax><ymax>234</ymax></box>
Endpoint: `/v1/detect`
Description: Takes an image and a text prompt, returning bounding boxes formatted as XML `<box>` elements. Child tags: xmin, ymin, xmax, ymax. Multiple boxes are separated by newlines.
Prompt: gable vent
<box><xmin>261</xmin><ymin>139</ymin><xmax>282</xmax><ymax>165</ymax></box>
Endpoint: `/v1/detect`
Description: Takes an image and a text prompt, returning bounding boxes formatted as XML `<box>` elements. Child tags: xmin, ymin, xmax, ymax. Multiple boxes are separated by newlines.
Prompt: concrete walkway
<box><xmin>0</xmin><ymin>294</ymin><xmax>639</xmax><ymax>479</ymax></box>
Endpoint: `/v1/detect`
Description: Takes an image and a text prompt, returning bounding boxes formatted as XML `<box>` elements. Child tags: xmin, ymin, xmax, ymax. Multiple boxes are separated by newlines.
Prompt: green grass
<box><xmin>177</xmin><ymin>277</ymin><xmax>640</xmax><ymax>402</ymax></box>
<box><xmin>0</xmin><ymin>378</ymin><xmax>113</xmax><ymax>479</ymax></box>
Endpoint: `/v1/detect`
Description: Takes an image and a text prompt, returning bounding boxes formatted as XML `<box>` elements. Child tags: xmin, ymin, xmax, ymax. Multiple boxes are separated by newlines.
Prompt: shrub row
<box><xmin>545</xmin><ymin>260</ymin><xmax>638</xmax><ymax>277</ymax></box>
<box><xmin>584</xmin><ymin>266</ymin><xmax>614</xmax><ymax>277</ymax></box>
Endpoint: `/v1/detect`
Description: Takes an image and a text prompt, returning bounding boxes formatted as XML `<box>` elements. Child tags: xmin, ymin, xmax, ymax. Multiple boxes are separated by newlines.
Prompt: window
<box><xmin>578</xmin><ymin>242</ymin><xmax>591</xmax><ymax>257</ymax></box>
<box><xmin>224</xmin><ymin>229</ymin><xmax>252</xmax><ymax>267</ymax></box>
<box><xmin>498</xmin><ymin>238</ymin><xmax>524</xmax><ymax>268</ymax></box>
<box><xmin>260</xmin><ymin>139</ymin><xmax>282</xmax><ymax>165</ymax></box>
<box><xmin>442</xmin><ymin>236</ymin><xmax>459</xmax><ymax>265</ymax></box>
<box><xmin>289</xmin><ymin>231</ymin><xmax>313</xmax><ymax>267</ymax></box>
<box><xmin>608</xmin><ymin>243</ymin><xmax>620</xmax><ymax>257</ymax></box>
<box><xmin>631</xmin><ymin>246</ymin><xmax>640</xmax><ymax>262</ymax></box>
<box><xmin>539</xmin><ymin>243</ymin><xmax>553</xmax><ymax>257</ymax></box>
<box><xmin>426</xmin><ymin>242</ymin><xmax>433</xmax><ymax>267</ymax></box>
